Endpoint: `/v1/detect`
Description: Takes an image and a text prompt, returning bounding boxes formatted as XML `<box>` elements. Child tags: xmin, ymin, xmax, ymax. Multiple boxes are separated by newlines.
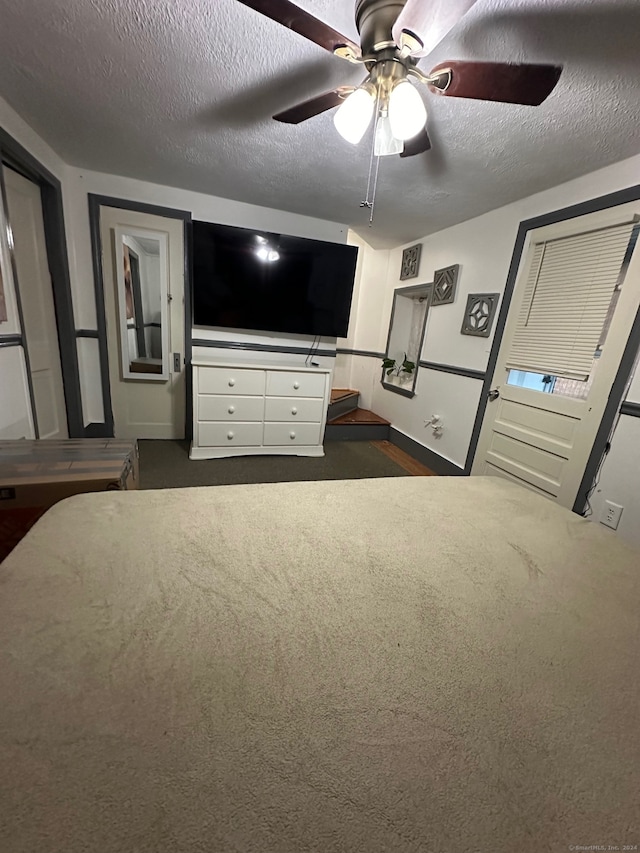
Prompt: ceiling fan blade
<box><xmin>235</xmin><ymin>0</ymin><xmax>360</xmax><ymax>56</ymax></box>
<box><xmin>400</xmin><ymin>128</ymin><xmax>432</xmax><ymax>158</ymax></box>
<box><xmin>392</xmin><ymin>0</ymin><xmax>479</xmax><ymax>58</ymax></box>
<box><xmin>427</xmin><ymin>61</ymin><xmax>562</xmax><ymax>105</ymax></box>
<box><xmin>273</xmin><ymin>88</ymin><xmax>353</xmax><ymax>124</ymax></box>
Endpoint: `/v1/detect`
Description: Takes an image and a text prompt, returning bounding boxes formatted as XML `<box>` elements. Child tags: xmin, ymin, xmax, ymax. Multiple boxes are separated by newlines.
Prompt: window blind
<box><xmin>506</xmin><ymin>222</ymin><xmax>636</xmax><ymax>381</ymax></box>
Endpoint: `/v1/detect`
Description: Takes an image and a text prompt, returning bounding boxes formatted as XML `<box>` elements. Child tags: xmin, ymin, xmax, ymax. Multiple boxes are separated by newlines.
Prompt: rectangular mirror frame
<box><xmin>114</xmin><ymin>225</ymin><xmax>170</xmax><ymax>382</ymax></box>
<box><xmin>381</xmin><ymin>282</ymin><xmax>433</xmax><ymax>399</ymax></box>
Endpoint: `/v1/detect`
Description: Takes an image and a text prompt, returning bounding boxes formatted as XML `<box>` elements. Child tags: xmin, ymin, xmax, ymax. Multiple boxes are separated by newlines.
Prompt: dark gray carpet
<box><xmin>138</xmin><ymin>440</ymin><xmax>406</xmax><ymax>490</ymax></box>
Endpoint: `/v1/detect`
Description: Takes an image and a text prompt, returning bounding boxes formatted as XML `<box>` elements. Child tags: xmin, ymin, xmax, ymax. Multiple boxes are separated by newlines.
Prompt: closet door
<box><xmin>4</xmin><ymin>167</ymin><xmax>68</xmax><ymax>439</ymax></box>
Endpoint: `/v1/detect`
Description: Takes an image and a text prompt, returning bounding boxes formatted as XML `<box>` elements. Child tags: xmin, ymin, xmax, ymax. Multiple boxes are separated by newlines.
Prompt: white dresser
<box><xmin>190</xmin><ymin>359</ymin><xmax>332</xmax><ymax>460</ymax></box>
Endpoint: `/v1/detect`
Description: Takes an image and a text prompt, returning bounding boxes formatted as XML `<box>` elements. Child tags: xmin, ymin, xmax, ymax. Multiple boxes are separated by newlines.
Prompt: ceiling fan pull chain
<box><xmin>368</xmin><ymin>154</ymin><xmax>381</xmax><ymax>226</ymax></box>
<box><xmin>360</xmin><ymin>89</ymin><xmax>382</xmax><ymax>225</ymax></box>
<box><xmin>362</xmin><ymin>90</ymin><xmax>379</xmax><ymax>206</ymax></box>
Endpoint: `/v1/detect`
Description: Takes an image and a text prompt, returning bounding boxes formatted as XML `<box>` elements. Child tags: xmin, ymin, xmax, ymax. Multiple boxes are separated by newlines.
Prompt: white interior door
<box><xmin>4</xmin><ymin>167</ymin><xmax>68</xmax><ymax>439</ymax></box>
<box><xmin>100</xmin><ymin>206</ymin><xmax>185</xmax><ymax>439</ymax></box>
<box><xmin>473</xmin><ymin>204</ymin><xmax>640</xmax><ymax>508</ymax></box>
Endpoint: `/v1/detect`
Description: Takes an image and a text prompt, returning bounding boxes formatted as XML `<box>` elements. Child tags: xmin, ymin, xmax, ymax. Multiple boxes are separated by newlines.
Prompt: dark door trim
<box><xmin>88</xmin><ymin>195</ymin><xmax>192</xmax><ymax>438</ymax></box>
<box><xmin>465</xmin><ymin>184</ymin><xmax>640</xmax><ymax>515</ymax></box>
<box><xmin>0</xmin><ymin>127</ymin><xmax>83</xmax><ymax>437</ymax></box>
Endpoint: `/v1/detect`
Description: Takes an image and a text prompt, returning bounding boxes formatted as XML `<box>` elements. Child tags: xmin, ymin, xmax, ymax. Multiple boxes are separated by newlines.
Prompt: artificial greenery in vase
<box><xmin>382</xmin><ymin>353</ymin><xmax>416</xmax><ymax>379</ymax></box>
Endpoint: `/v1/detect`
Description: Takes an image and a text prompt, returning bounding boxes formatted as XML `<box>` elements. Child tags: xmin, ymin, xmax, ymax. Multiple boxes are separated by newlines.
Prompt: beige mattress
<box><xmin>1</xmin><ymin>477</ymin><xmax>638</xmax><ymax>852</ymax></box>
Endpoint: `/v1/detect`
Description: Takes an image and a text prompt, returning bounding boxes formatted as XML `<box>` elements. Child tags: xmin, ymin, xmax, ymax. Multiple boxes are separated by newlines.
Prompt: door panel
<box><xmin>483</xmin><ymin>462</ymin><xmax>556</xmax><ymax>499</ymax></box>
<box><xmin>4</xmin><ymin>167</ymin><xmax>68</xmax><ymax>439</ymax></box>
<box><xmin>473</xmin><ymin>203</ymin><xmax>640</xmax><ymax>509</ymax></box>
<box><xmin>491</xmin><ymin>398</ymin><xmax>580</xmax><ymax>454</ymax></box>
<box><xmin>485</xmin><ymin>431</ymin><xmax>566</xmax><ymax>496</ymax></box>
<box><xmin>100</xmin><ymin>207</ymin><xmax>185</xmax><ymax>439</ymax></box>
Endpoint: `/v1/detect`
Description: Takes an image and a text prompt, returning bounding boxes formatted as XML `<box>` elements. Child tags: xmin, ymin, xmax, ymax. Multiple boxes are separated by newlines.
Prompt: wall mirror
<box><xmin>114</xmin><ymin>226</ymin><xmax>170</xmax><ymax>381</ymax></box>
<box><xmin>381</xmin><ymin>282</ymin><xmax>432</xmax><ymax>398</ymax></box>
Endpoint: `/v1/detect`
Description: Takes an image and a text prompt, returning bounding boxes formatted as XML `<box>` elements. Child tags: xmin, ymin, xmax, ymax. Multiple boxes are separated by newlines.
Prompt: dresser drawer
<box><xmin>199</xmin><ymin>395</ymin><xmax>264</xmax><ymax>422</ymax></box>
<box><xmin>198</xmin><ymin>366</ymin><xmax>265</xmax><ymax>396</ymax></box>
<box><xmin>266</xmin><ymin>371</ymin><xmax>325</xmax><ymax>398</ymax></box>
<box><xmin>198</xmin><ymin>422</ymin><xmax>263</xmax><ymax>447</ymax></box>
<box><xmin>264</xmin><ymin>396</ymin><xmax>324</xmax><ymax>423</ymax></box>
<box><xmin>263</xmin><ymin>422</ymin><xmax>321</xmax><ymax>446</ymax></box>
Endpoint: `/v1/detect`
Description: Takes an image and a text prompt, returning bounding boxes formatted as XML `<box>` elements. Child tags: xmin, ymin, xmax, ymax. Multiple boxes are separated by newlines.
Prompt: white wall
<box><xmin>0</xmin><ymin>91</ymin><xmax>353</xmax><ymax>429</ymax></box>
<box><xmin>341</xmin><ymin>152</ymin><xmax>640</xmax><ymax>473</ymax></box>
<box><xmin>588</xmin><ymin>358</ymin><xmax>640</xmax><ymax>549</ymax></box>
<box><xmin>333</xmin><ymin>231</ymin><xmax>391</xmax><ymax>410</ymax></box>
<box><xmin>62</xmin><ymin>166</ymin><xmax>350</xmax><ymax>408</ymax></box>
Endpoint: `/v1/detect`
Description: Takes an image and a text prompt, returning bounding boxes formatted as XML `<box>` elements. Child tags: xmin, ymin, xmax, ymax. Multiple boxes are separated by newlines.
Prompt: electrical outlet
<box><xmin>600</xmin><ymin>500</ymin><xmax>623</xmax><ymax>530</ymax></box>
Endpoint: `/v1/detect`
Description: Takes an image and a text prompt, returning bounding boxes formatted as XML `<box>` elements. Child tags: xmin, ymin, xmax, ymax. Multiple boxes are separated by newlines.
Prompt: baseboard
<box><xmin>388</xmin><ymin>427</ymin><xmax>465</xmax><ymax>476</ymax></box>
<box><xmin>84</xmin><ymin>422</ymin><xmax>113</xmax><ymax>438</ymax></box>
<box><xmin>325</xmin><ymin>423</ymin><xmax>390</xmax><ymax>442</ymax></box>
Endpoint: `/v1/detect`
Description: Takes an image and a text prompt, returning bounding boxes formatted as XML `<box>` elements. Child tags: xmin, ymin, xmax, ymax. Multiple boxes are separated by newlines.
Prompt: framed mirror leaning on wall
<box><xmin>382</xmin><ymin>282</ymin><xmax>433</xmax><ymax>398</ymax></box>
<box><xmin>114</xmin><ymin>226</ymin><xmax>170</xmax><ymax>381</ymax></box>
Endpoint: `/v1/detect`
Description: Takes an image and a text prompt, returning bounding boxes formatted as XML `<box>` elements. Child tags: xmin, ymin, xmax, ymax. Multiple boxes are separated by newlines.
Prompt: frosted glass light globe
<box><xmin>388</xmin><ymin>80</ymin><xmax>427</xmax><ymax>141</ymax></box>
<box><xmin>334</xmin><ymin>88</ymin><xmax>375</xmax><ymax>145</ymax></box>
<box><xmin>374</xmin><ymin>114</ymin><xmax>403</xmax><ymax>157</ymax></box>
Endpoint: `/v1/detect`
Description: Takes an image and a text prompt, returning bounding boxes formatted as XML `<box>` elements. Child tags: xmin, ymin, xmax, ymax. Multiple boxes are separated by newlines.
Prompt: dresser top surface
<box><xmin>192</xmin><ymin>359</ymin><xmax>331</xmax><ymax>374</ymax></box>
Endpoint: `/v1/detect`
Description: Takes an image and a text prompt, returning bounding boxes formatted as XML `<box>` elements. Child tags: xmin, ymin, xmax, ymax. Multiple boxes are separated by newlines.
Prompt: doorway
<box><xmin>0</xmin><ymin>127</ymin><xmax>82</xmax><ymax>439</ymax></box>
<box><xmin>472</xmin><ymin>203</ymin><xmax>640</xmax><ymax>509</ymax></box>
<box><xmin>3</xmin><ymin>167</ymin><xmax>68</xmax><ymax>439</ymax></box>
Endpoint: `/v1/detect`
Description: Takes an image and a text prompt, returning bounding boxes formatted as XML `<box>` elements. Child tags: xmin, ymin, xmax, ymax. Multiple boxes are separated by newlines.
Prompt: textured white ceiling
<box><xmin>0</xmin><ymin>0</ymin><xmax>639</xmax><ymax>248</ymax></box>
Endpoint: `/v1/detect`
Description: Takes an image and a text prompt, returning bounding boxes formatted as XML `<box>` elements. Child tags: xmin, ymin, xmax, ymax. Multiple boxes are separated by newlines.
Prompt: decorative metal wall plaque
<box><xmin>432</xmin><ymin>264</ymin><xmax>459</xmax><ymax>306</ymax></box>
<box><xmin>461</xmin><ymin>293</ymin><xmax>500</xmax><ymax>338</ymax></box>
<box><xmin>400</xmin><ymin>244</ymin><xmax>421</xmax><ymax>280</ymax></box>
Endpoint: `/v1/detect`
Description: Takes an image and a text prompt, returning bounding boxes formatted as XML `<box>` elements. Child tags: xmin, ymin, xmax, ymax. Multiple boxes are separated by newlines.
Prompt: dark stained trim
<box><xmin>381</xmin><ymin>282</ymin><xmax>433</xmax><ymax>399</ymax></box>
<box><xmin>324</xmin><ymin>423</ymin><xmax>390</xmax><ymax>442</ymax></box>
<box><xmin>465</xmin><ymin>182</ymin><xmax>640</xmax><ymax>479</ymax></box>
<box><xmin>0</xmin><ymin>334</ymin><xmax>23</xmax><ymax>348</ymax></box>
<box><xmin>620</xmin><ymin>401</ymin><xmax>640</xmax><ymax>418</ymax></box>
<box><xmin>336</xmin><ymin>348</ymin><xmax>385</xmax><ymax>358</ymax></box>
<box><xmin>381</xmin><ymin>383</ymin><xmax>415</xmax><ymax>399</ymax></box>
<box><xmin>192</xmin><ymin>338</ymin><xmax>337</xmax><ymax>358</ymax></box>
<box><xmin>419</xmin><ymin>360</ymin><xmax>486</xmax><ymax>381</ymax></box>
<box><xmin>389</xmin><ymin>427</ymin><xmax>465</xmax><ymax>477</ymax></box>
<box><xmin>87</xmin><ymin>194</ymin><xmax>116</xmax><ymax>437</ymax></box>
<box><xmin>184</xmin><ymin>218</ymin><xmax>193</xmax><ymax>440</ymax></box>
<box><xmin>88</xmin><ymin>194</ymin><xmax>192</xmax><ymax>438</ymax></box>
<box><xmin>0</xmin><ymin>164</ymin><xmax>39</xmax><ymax>438</ymax></box>
<box><xmin>0</xmin><ymin>128</ymin><xmax>84</xmax><ymax>437</ymax></box>
<box><xmin>83</xmin><ymin>422</ymin><xmax>109</xmax><ymax>438</ymax></box>
<box><xmin>336</xmin><ymin>349</ymin><xmax>486</xmax><ymax>381</ymax></box>
<box><xmin>573</xmin><ymin>224</ymin><xmax>640</xmax><ymax>514</ymax></box>
<box><xmin>75</xmin><ymin>329</ymin><xmax>100</xmax><ymax>339</ymax></box>
<box><xmin>39</xmin><ymin>180</ymin><xmax>84</xmax><ymax>436</ymax></box>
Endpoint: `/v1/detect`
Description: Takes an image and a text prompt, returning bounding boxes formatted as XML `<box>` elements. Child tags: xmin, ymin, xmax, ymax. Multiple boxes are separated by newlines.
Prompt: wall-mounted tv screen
<box><xmin>192</xmin><ymin>221</ymin><xmax>358</xmax><ymax>338</ymax></box>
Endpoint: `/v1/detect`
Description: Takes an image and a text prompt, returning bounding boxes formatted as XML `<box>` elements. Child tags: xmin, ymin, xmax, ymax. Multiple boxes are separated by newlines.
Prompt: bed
<box><xmin>1</xmin><ymin>477</ymin><xmax>638</xmax><ymax>852</ymax></box>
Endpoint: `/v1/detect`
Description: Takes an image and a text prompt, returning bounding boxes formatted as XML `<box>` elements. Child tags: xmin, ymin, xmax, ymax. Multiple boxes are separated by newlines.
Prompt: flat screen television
<box><xmin>192</xmin><ymin>221</ymin><xmax>358</xmax><ymax>338</ymax></box>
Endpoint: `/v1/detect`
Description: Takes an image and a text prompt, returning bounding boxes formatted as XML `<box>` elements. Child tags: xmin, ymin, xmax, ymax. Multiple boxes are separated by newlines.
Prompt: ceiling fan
<box><xmin>235</xmin><ymin>0</ymin><xmax>563</xmax><ymax>158</ymax></box>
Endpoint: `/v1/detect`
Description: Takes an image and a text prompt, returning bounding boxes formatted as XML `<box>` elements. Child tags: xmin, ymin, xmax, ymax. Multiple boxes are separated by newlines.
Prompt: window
<box><xmin>506</xmin><ymin>221</ymin><xmax>637</xmax><ymax>382</ymax></box>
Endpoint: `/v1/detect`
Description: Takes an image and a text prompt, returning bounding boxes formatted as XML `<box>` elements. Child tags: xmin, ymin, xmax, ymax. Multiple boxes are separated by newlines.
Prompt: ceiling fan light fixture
<box><xmin>333</xmin><ymin>86</ymin><xmax>375</xmax><ymax>145</ymax></box>
<box><xmin>374</xmin><ymin>113</ymin><xmax>403</xmax><ymax>157</ymax></box>
<box><xmin>388</xmin><ymin>79</ymin><xmax>427</xmax><ymax>141</ymax></box>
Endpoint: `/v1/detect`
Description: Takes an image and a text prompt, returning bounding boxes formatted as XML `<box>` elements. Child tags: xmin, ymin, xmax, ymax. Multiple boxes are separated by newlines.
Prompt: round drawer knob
<box><xmin>228</xmin><ymin>378</ymin><xmax>235</xmax><ymax>387</ymax></box>
<box><xmin>228</xmin><ymin>406</ymin><xmax>235</xmax><ymax>414</ymax></box>
<box><xmin>227</xmin><ymin>431</ymin><xmax>234</xmax><ymax>440</ymax></box>
<box><xmin>289</xmin><ymin>431</ymin><xmax>296</xmax><ymax>440</ymax></box>
<box><xmin>293</xmin><ymin>382</ymin><xmax>300</xmax><ymax>389</ymax></box>
<box><xmin>291</xmin><ymin>407</ymin><xmax>297</xmax><ymax>415</ymax></box>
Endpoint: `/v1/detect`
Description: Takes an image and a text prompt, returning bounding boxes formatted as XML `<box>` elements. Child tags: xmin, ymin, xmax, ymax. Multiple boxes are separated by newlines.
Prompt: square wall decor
<box><xmin>461</xmin><ymin>293</ymin><xmax>500</xmax><ymax>338</ymax></box>
<box><xmin>400</xmin><ymin>244</ymin><xmax>421</xmax><ymax>280</ymax></box>
<box><xmin>432</xmin><ymin>264</ymin><xmax>460</xmax><ymax>306</ymax></box>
